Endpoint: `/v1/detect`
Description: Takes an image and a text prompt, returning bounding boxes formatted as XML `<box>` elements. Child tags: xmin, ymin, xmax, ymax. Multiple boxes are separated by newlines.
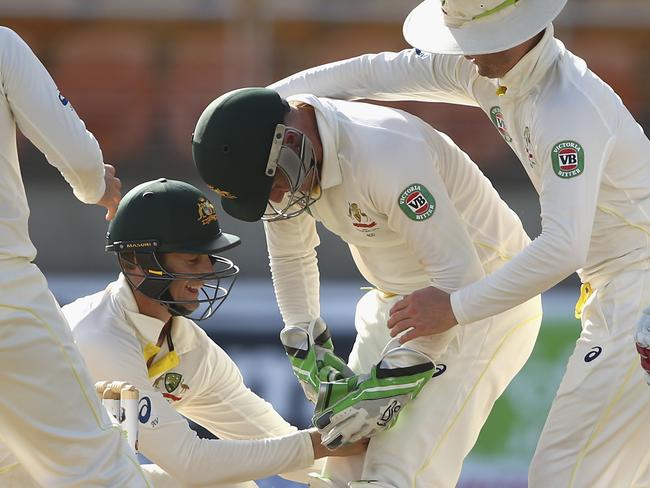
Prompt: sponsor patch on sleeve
<box><xmin>398</xmin><ymin>183</ymin><xmax>436</xmax><ymax>221</ymax></box>
<box><xmin>551</xmin><ymin>140</ymin><xmax>584</xmax><ymax>178</ymax></box>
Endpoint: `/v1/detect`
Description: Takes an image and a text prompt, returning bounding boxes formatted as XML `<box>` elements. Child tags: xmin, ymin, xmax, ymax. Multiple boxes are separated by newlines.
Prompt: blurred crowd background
<box><xmin>2</xmin><ymin>1</ymin><xmax>649</xmax><ymax>486</ymax></box>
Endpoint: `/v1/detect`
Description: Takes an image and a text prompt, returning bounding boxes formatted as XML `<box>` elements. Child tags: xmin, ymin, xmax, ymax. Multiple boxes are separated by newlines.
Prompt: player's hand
<box><xmin>635</xmin><ymin>306</ymin><xmax>650</xmax><ymax>385</ymax></box>
<box><xmin>313</xmin><ymin>347</ymin><xmax>435</xmax><ymax>449</ymax></box>
<box><xmin>96</xmin><ymin>164</ymin><xmax>122</xmax><ymax>221</ymax></box>
<box><xmin>387</xmin><ymin>286</ymin><xmax>457</xmax><ymax>344</ymax></box>
<box><xmin>280</xmin><ymin>318</ymin><xmax>354</xmax><ymax>403</ymax></box>
<box><xmin>308</xmin><ymin>429</ymin><xmax>368</xmax><ymax>459</ymax></box>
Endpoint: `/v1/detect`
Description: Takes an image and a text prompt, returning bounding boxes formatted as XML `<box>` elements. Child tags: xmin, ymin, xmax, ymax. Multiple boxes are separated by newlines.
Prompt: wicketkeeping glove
<box><xmin>635</xmin><ymin>306</ymin><xmax>650</xmax><ymax>385</ymax></box>
<box><xmin>313</xmin><ymin>346</ymin><xmax>435</xmax><ymax>449</ymax></box>
<box><xmin>280</xmin><ymin>318</ymin><xmax>354</xmax><ymax>403</ymax></box>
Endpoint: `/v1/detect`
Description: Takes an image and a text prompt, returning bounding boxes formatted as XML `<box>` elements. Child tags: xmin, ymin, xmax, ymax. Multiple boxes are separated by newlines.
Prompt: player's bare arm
<box><xmin>387</xmin><ymin>286</ymin><xmax>457</xmax><ymax>344</ymax></box>
<box><xmin>309</xmin><ymin>430</ymin><xmax>368</xmax><ymax>459</ymax></box>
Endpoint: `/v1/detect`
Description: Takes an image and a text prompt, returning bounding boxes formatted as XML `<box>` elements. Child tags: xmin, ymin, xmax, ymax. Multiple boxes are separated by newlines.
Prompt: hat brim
<box><xmin>403</xmin><ymin>0</ymin><xmax>567</xmax><ymax>55</ymax></box>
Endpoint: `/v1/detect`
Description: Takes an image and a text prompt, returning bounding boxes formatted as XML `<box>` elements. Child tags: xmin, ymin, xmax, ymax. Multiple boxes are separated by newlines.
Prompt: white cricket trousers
<box><xmin>319</xmin><ymin>288</ymin><xmax>542</xmax><ymax>488</ymax></box>
<box><xmin>0</xmin><ymin>258</ymin><xmax>147</xmax><ymax>487</ymax></box>
<box><xmin>529</xmin><ymin>267</ymin><xmax>650</xmax><ymax>487</ymax></box>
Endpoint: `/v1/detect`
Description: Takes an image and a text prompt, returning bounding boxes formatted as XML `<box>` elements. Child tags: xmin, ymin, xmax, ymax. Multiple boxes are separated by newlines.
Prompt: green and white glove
<box><xmin>313</xmin><ymin>347</ymin><xmax>435</xmax><ymax>449</ymax></box>
<box><xmin>280</xmin><ymin>318</ymin><xmax>354</xmax><ymax>404</ymax></box>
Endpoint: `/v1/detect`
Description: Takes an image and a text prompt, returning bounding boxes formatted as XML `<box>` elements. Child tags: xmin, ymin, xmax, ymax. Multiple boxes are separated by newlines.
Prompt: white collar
<box><xmin>286</xmin><ymin>94</ymin><xmax>342</xmax><ymax>191</ymax></box>
<box><xmin>109</xmin><ymin>274</ymin><xmax>200</xmax><ymax>354</ymax></box>
<box><xmin>497</xmin><ymin>24</ymin><xmax>561</xmax><ymax>98</ymax></box>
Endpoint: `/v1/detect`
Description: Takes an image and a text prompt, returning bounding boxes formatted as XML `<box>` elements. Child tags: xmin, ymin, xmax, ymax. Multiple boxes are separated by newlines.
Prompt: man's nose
<box><xmin>269</xmin><ymin>187</ymin><xmax>286</xmax><ymax>203</ymax></box>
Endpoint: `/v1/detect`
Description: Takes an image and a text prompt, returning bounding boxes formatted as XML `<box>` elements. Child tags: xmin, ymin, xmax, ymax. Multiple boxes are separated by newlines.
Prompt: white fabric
<box><xmin>266</xmin><ymin>95</ymin><xmax>531</xmax><ymax>339</ymax></box>
<box><xmin>140</xmin><ymin>464</ymin><xmax>258</xmax><ymax>488</ymax></box>
<box><xmin>529</xmin><ymin>268</ymin><xmax>650</xmax><ymax>487</ymax></box>
<box><xmin>0</xmin><ymin>27</ymin><xmax>105</xmax><ymax>263</ymax></box>
<box><xmin>269</xmin><ymin>24</ymin><xmax>650</xmax><ymax>485</ymax></box>
<box><xmin>0</xmin><ymin>26</ymin><xmax>146</xmax><ymax>488</ymax></box>
<box><xmin>60</xmin><ymin>275</ymin><xmax>315</xmax><ymax>487</ymax></box>
<box><xmin>0</xmin><ymin>260</ymin><xmax>147</xmax><ymax>487</ymax></box>
<box><xmin>264</xmin><ymin>96</ymin><xmax>542</xmax><ymax>486</ymax></box>
<box><xmin>403</xmin><ymin>0</ymin><xmax>567</xmax><ymax>55</ymax></box>
<box><xmin>270</xmin><ymin>25</ymin><xmax>650</xmax><ymax>327</ymax></box>
<box><xmin>321</xmin><ymin>290</ymin><xmax>541</xmax><ymax>488</ymax></box>
<box><xmin>0</xmin><ymin>461</ymin><xmax>260</xmax><ymax>488</ymax></box>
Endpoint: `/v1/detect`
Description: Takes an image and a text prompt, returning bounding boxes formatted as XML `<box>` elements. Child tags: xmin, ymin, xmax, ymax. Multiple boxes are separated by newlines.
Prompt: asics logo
<box><xmin>433</xmin><ymin>364</ymin><xmax>447</xmax><ymax>377</ymax></box>
<box><xmin>584</xmin><ymin>346</ymin><xmax>602</xmax><ymax>363</ymax></box>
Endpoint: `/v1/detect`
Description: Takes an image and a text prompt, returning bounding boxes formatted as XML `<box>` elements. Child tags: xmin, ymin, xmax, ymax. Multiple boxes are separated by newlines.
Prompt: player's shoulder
<box><xmin>63</xmin><ymin>280</ymin><xmax>125</xmax><ymax>334</ymax></box>
<box><xmin>534</xmin><ymin>48</ymin><xmax>618</xmax><ymax>136</ymax></box>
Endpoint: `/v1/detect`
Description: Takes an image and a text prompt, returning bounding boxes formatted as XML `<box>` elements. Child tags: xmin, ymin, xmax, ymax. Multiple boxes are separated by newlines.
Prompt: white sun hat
<box><xmin>403</xmin><ymin>0</ymin><xmax>568</xmax><ymax>55</ymax></box>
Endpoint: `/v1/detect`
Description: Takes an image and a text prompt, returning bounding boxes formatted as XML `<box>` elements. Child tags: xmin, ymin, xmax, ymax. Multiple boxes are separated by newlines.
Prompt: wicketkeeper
<box><xmin>192</xmin><ymin>87</ymin><xmax>543</xmax><ymax>488</ymax></box>
<box><xmin>58</xmin><ymin>178</ymin><xmax>365</xmax><ymax>488</ymax></box>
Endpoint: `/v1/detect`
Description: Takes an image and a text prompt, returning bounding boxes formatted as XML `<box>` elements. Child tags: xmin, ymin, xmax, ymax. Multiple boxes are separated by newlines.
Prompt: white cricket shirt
<box><xmin>265</xmin><ymin>95</ymin><xmax>531</xmax><ymax>330</ymax></box>
<box><xmin>0</xmin><ymin>27</ymin><xmax>105</xmax><ymax>262</ymax></box>
<box><xmin>63</xmin><ymin>275</ymin><xmax>314</xmax><ymax>486</ymax></box>
<box><xmin>271</xmin><ymin>25</ymin><xmax>650</xmax><ymax>324</ymax></box>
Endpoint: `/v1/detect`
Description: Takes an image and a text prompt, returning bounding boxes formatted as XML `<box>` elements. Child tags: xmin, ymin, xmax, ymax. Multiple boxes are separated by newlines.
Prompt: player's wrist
<box><xmin>307</xmin><ymin>429</ymin><xmax>327</xmax><ymax>459</ymax></box>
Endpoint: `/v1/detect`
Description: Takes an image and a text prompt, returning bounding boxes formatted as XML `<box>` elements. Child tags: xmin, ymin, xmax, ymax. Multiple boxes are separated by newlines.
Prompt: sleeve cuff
<box><xmin>450</xmin><ymin>290</ymin><xmax>470</xmax><ymax>325</ymax></box>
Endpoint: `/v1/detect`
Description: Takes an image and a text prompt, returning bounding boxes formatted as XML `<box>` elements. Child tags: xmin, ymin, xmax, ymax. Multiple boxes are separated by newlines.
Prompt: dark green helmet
<box><xmin>106</xmin><ymin>178</ymin><xmax>240</xmax><ymax>320</ymax></box>
<box><xmin>192</xmin><ymin>87</ymin><xmax>296</xmax><ymax>222</ymax></box>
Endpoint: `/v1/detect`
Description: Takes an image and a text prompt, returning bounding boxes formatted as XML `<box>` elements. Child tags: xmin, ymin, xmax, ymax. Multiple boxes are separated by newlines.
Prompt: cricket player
<box><xmin>191</xmin><ymin>87</ymin><xmax>543</xmax><ymax>488</ymax></box>
<box><xmin>0</xmin><ymin>26</ymin><xmax>148</xmax><ymax>486</ymax></box>
<box><xmin>266</xmin><ymin>0</ymin><xmax>650</xmax><ymax>486</ymax></box>
<box><xmin>61</xmin><ymin>178</ymin><xmax>364</xmax><ymax>488</ymax></box>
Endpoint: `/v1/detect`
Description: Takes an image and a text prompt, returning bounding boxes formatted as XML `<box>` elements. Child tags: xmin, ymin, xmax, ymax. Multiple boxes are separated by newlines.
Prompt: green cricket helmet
<box><xmin>106</xmin><ymin>178</ymin><xmax>240</xmax><ymax>320</ymax></box>
<box><xmin>192</xmin><ymin>87</ymin><xmax>320</xmax><ymax>222</ymax></box>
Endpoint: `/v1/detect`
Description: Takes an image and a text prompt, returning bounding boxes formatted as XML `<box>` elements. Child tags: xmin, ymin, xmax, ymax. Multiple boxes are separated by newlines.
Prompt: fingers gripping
<box><xmin>635</xmin><ymin>307</ymin><xmax>650</xmax><ymax>385</ymax></box>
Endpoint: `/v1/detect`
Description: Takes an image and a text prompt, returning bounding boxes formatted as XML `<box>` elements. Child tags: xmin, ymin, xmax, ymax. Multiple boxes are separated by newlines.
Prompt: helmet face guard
<box><xmin>105</xmin><ymin>178</ymin><xmax>242</xmax><ymax>321</ymax></box>
<box><xmin>119</xmin><ymin>249</ymin><xmax>239</xmax><ymax>321</ymax></box>
<box><xmin>263</xmin><ymin>124</ymin><xmax>321</xmax><ymax>221</ymax></box>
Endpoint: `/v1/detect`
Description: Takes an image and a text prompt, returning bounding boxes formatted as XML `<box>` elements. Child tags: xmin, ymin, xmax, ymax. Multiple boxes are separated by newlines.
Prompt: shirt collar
<box><xmin>109</xmin><ymin>274</ymin><xmax>200</xmax><ymax>354</ymax></box>
<box><xmin>286</xmin><ymin>94</ymin><xmax>342</xmax><ymax>190</ymax></box>
<box><xmin>497</xmin><ymin>24</ymin><xmax>560</xmax><ymax>98</ymax></box>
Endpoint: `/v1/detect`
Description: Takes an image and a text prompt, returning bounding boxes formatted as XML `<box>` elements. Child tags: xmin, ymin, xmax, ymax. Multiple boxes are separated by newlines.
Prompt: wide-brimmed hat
<box><xmin>403</xmin><ymin>0</ymin><xmax>567</xmax><ymax>55</ymax></box>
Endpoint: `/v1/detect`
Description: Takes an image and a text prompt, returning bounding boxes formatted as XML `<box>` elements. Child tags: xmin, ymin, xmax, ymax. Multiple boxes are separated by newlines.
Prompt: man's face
<box><xmin>268</xmin><ymin>167</ymin><xmax>316</xmax><ymax>203</ymax></box>
<box><xmin>464</xmin><ymin>31</ymin><xmax>545</xmax><ymax>79</ymax></box>
<box><xmin>159</xmin><ymin>252</ymin><xmax>214</xmax><ymax>311</ymax></box>
<box><xmin>267</xmin><ymin>126</ymin><xmax>318</xmax><ymax>204</ymax></box>
<box><xmin>464</xmin><ymin>51</ymin><xmax>517</xmax><ymax>78</ymax></box>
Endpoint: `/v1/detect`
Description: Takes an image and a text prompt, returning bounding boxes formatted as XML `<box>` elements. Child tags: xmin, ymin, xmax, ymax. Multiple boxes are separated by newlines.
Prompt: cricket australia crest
<box><xmin>164</xmin><ymin>372</ymin><xmax>183</xmax><ymax>393</ymax></box>
<box><xmin>197</xmin><ymin>197</ymin><xmax>218</xmax><ymax>225</ymax></box>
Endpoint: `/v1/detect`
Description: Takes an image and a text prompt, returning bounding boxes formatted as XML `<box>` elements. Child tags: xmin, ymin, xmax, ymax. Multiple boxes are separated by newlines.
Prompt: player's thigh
<box><xmin>0</xmin><ymin>281</ymin><xmax>142</xmax><ymax>486</ymax></box>
<box><xmin>530</xmin><ymin>269</ymin><xmax>650</xmax><ymax>488</ymax></box>
<box><xmin>359</xmin><ymin>297</ymin><xmax>541</xmax><ymax>488</ymax></box>
<box><xmin>0</xmin><ymin>462</ymin><xmax>40</xmax><ymax>488</ymax></box>
<box><xmin>349</xmin><ymin>290</ymin><xmax>395</xmax><ymax>373</ymax></box>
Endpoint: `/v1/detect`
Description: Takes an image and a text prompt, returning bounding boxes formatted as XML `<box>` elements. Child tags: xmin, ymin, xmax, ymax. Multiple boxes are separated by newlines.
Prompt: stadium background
<box><xmin>2</xmin><ymin>1</ymin><xmax>649</xmax><ymax>486</ymax></box>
